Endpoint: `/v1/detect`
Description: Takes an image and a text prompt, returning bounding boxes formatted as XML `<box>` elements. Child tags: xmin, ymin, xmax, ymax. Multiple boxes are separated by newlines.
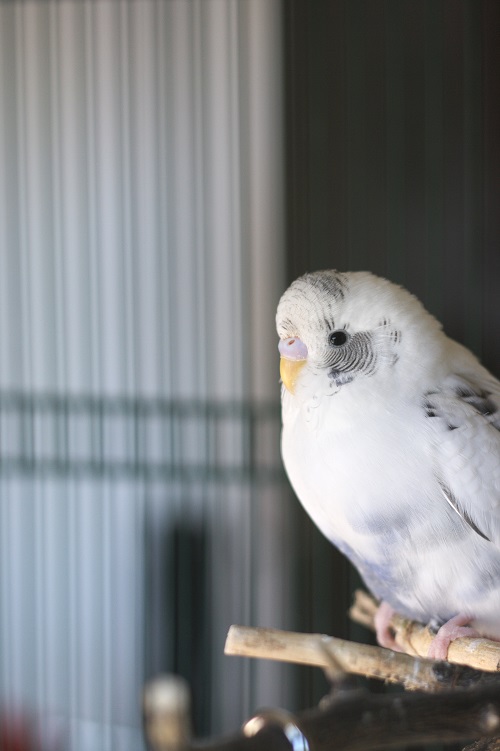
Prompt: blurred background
<box><xmin>0</xmin><ymin>1</ymin><xmax>499</xmax><ymax>749</ymax></box>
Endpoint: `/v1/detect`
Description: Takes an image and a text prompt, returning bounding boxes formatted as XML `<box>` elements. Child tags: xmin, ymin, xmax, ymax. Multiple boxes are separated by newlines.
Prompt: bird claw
<box><xmin>427</xmin><ymin>614</ymin><xmax>479</xmax><ymax>660</ymax></box>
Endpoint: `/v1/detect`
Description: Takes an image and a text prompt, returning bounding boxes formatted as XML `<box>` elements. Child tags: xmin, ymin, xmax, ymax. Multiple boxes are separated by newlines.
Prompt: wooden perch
<box><xmin>143</xmin><ymin>675</ymin><xmax>191</xmax><ymax>751</ymax></box>
<box><xmin>149</xmin><ymin>607</ymin><xmax>500</xmax><ymax>751</ymax></box>
<box><xmin>194</xmin><ymin>679</ymin><xmax>500</xmax><ymax>751</ymax></box>
<box><xmin>350</xmin><ymin>590</ymin><xmax>500</xmax><ymax>672</ymax></box>
<box><xmin>225</xmin><ymin>624</ymin><xmax>494</xmax><ymax>691</ymax></box>
<box><xmin>143</xmin><ymin>671</ymin><xmax>500</xmax><ymax>751</ymax></box>
<box><xmin>223</xmin><ymin>624</ymin><xmax>500</xmax><ymax>750</ymax></box>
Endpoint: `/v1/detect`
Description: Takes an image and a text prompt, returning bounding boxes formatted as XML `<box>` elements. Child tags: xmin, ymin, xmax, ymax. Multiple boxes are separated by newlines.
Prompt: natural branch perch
<box><xmin>225</xmin><ymin>625</ymin><xmax>489</xmax><ymax>691</ymax></box>
<box><xmin>197</xmin><ymin>681</ymin><xmax>500</xmax><ymax>751</ymax></box>
<box><xmin>463</xmin><ymin>740</ymin><xmax>500</xmax><ymax>751</ymax></box>
<box><xmin>350</xmin><ymin>590</ymin><xmax>500</xmax><ymax>672</ymax></box>
<box><xmin>143</xmin><ymin>670</ymin><xmax>500</xmax><ymax>751</ymax></box>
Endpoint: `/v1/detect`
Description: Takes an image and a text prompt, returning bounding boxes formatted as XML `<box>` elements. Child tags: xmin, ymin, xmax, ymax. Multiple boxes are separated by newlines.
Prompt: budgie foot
<box><xmin>374</xmin><ymin>601</ymin><xmax>404</xmax><ymax>652</ymax></box>
<box><xmin>427</xmin><ymin>614</ymin><xmax>480</xmax><ymax>661</ymax></box>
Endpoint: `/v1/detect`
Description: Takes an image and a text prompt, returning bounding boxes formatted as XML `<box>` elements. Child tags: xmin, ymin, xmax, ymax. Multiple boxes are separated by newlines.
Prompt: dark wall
<box><xmin>284</xmin><ymin>0</ymin><xmax>500</xmax><ymax>370</ymax></box>
<box><xmin>283</xmin><ymin>0</ymin><xmax>500</xmax><ymax>706</ymax></box>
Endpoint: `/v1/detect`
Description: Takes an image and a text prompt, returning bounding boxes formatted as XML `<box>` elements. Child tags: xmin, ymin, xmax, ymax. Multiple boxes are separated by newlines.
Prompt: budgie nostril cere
<box><xmin>276</xmin><ymin>270</ymin><xmax>500</xmax><ymax>660</ymax></box>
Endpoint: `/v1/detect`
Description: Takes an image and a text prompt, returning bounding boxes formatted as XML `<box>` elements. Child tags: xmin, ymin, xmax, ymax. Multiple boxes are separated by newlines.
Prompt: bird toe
<box><xmin>427</xmin><ymin>614</ymin><xmax>479</xmax><ymax>661</ymax></box>
<box><xmin>374</xmin><ymin>601</ymin><xmax>404</xmax><ymax>652</ymax></box>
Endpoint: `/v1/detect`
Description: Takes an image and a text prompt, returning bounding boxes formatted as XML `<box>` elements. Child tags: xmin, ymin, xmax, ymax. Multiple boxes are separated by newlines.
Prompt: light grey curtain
<box><xmin>0</xmin><ymin>1</ymin><xmax>288</xmax><ymax>748</ymax></box>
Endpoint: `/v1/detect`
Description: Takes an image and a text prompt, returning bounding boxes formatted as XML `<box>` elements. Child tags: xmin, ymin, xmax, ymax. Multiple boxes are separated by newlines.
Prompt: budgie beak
<box><xmin>279</xmin><ymin>337</ymin><xmax>308</xmax><ymax>394</ymax></box>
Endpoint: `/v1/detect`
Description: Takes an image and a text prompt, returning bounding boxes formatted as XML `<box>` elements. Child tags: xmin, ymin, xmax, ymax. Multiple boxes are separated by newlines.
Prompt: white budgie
<box><xmin>277</xmin><ymin>270</ymin><xmax>500</xmax><ymax>659</ymax></box>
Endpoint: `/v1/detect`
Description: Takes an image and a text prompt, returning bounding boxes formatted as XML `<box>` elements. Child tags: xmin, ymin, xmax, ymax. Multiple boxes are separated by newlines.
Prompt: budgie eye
<box><xmin>328</xmin><ymin>330</ymin><xmax>348</xmax><ymax>347</ymax></box>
